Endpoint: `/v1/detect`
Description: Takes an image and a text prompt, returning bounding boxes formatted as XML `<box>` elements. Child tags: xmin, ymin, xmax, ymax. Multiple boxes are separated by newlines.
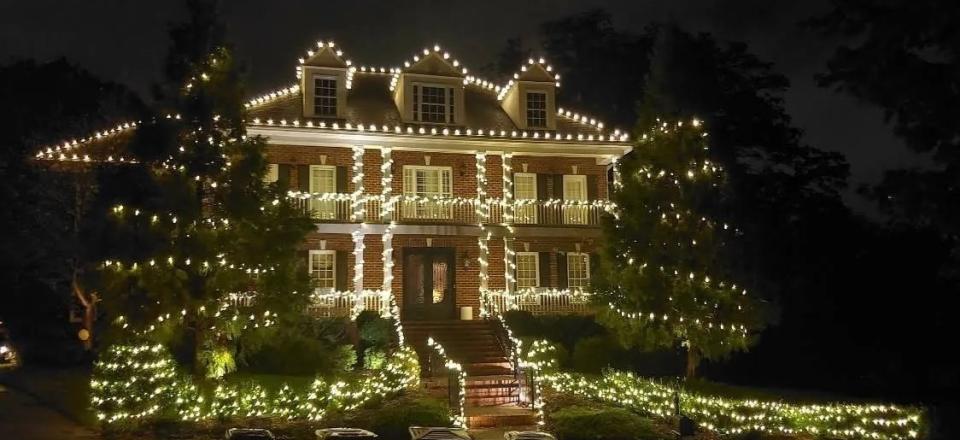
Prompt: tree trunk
<box><xmin>685</xmin><ymin>345</ymin><xmax>701</xmax><ymax>380</ymax></box>
<box><xmin>71</xmin><ymin>271</ymin><xmax>97</xmax><ymax>351</ymax></box>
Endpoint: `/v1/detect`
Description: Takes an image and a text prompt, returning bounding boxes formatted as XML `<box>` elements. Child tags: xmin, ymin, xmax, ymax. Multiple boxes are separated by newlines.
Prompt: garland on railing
<box><xmin>481</xmin><ymin>288</ymin><xmax>593</xmax><ymax>315</ymax></box>
<box><xmin>91</xmin><ymin>342</ymin><xmax>420</xmax><ymax>426</ymax></box>
<box><xmin>521</xmin><ymin>341</ymin><xmax>925</xmax><ymax>440</ymax></box>
<box><xmin>426</xmin><ymin>337</ymin><xmax>467</xmax><ymax>427</ymax></box>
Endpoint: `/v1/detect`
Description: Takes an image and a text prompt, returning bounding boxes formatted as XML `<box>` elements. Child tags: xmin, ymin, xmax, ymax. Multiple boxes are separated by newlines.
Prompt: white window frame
<box><xmin>567</xmin><ymin>252</ymin><xmax>590</xmax><ymax>290</ymax></box>
<box><xmin>402</xmin><ymin>165</ymin><xmax>453</xmax><ymax>219</ymax></box>
<box><xmin>413</xmin><ymin>82</ymin><xmax>455</xmax><ymax>124</ymax></box>
<box><xmin>309</xmin><ymin>165</ymin><xmax>337</xmax><ymax>219</ymax></box>
<box><xmin>309</xmin><ymin>250</ymin><xmax>336</xmax><ymax>291</ymax></box>
<box><xmin>563</xmin><ymin>174</ymin><xmax>588</xmax><ymax>224</ymax></box>
<box><xmin>514</xmin><ymin>172</ymin><xmax>538</xmax><ymax>224</ymax></box>
<box><xmin>313</xmin><ymin>75</ymin><xmax>338</xmax><ymax>117</ymax></box>
<box><xmin>515</xmin><ymin>252</ymin><xmax>540</xmax><ymax>290</ymax></box>
<box><xmin>264</xmin><ymin>163</ymin><xmax>279</xmax><ymax>183</ymax></box>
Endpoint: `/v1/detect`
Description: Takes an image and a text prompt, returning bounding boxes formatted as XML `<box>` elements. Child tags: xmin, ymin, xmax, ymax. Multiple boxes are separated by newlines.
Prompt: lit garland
<box><xmin>426</xmin><ymin>337</ymin><xmax>467</xmax><ymax>428</ymax></box>
<box><xmin>498</xmin><ymin>57</ymin><xmax>561</xmax><ymax>101</ymax></box>
<box><xmin>33</xmin><ymin>121</ymin><xmax>140</xmax><ymax>163</ymax></box>
<box><xmin>522</xmin><ymin>342</ymin><xmax>924</xmax><ymax>440</ymax></box>
<box><xmin>90</xmin><ymin>342</ymin><xmax>420</xmax><ymax>426</ymax></box>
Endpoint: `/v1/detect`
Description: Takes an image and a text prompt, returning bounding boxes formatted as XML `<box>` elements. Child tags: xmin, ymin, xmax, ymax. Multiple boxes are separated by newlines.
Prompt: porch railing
<box><xmin>482</xmin><ymin>288</ymin><xmax>593</xmax><ymax>315</ymax></box>
<box><xmin>511</xmin><ymin>200</ymin><xmax>612</xmax><ymax>226</ymax></box>
<box><xmin>224</xmin><ymin>290</ymin><xmax>388</xmax><ymax>318</ymax></box>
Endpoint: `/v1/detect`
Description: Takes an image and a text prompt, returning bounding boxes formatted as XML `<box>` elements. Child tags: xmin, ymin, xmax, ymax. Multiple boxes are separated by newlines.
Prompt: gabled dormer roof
<box><xmin>295</xmin><ymin>40</ymin><xmax>352</xmax><ymax>81</ymax></box>
<box><xmin>403</xmin><ymin>47</ymin><xmax>466</xmax><ymax>77</ymax></box>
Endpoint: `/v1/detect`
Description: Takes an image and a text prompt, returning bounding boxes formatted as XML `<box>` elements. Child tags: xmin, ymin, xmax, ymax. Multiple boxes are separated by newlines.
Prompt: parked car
<box><xmin>225</xmin><ymin>428</ymin><xmax>275</xmax><ymax>440</ymax></box>
<box><xmin>0</xmin><ymin>322</ymin><xmax>17</xmax><ymax>366</ymax></box>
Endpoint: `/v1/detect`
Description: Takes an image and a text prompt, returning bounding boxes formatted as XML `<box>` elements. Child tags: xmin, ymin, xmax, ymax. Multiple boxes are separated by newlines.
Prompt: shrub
<box><xmin>352</xmin><ymin>393</ymin><xmax>450</xmax><ymax>439</ymax></box>
<box><xmin>357</xmin><ymin>311</ymin><xmax>392</xmax><ymax>349</ymax></box>
<box><xmin>549</xmin><ymin>405</ymin><xmax>668</xmax><ymax>440</ymax></box>
<box><xmin>363</xmin><ymin>348</ymin><xmax>387</xmax><ymax>370</ymax></box>
<box><xmin>570</xmin><ymin>336</ymin><xmax>625</xmax><ymax>374</ymax></box>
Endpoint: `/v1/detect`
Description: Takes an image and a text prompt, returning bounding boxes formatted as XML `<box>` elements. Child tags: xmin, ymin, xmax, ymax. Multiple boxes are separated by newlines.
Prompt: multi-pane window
<box><xmin>413</xmin><ymin>85</ymin><xmax>454</xmax><ymax>123</ymax></box>
<box><xmin>526</xmin><ymin>92</ymin><xmax>547</xmax><ymax>127</ymax></box>
<box><xmin>563</xmin><ymin>174</ymin><xmax>588</xmax><ymax>224</ymax></box>
<box><xmin>309</xmin><ymin>250</ymin><xmax>336</xmax><ymax>290</ymax></box>
<box><xmin>309</xmin><ymin>165</ymin><xmax>337</xmax><ymax>219</ymax></box>
<box><xmin>516</xmin><ymin>252</ymin><xmax>540</xmax><ymax>290</ymax></box>
<box><xmin>567</xmin><ymin>252</ymin><xmax>590</xmax><ymax>289</ymax></box>
<box><xmin>402</xmin><ymin>166</ymin><xmax>453</xmax><ymax>219</ymax></box>
<box><xmin>514</xmin><ymin>173</ymin><xmax>537</xmax><ymax>224</ymax></box>
<box><xmin>313</xmin><ymin>77</ymin><xmax>337</xmax><ymax>116</ymax></box>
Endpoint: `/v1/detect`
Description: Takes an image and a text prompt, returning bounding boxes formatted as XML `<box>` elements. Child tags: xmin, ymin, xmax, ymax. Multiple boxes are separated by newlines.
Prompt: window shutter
<box><xmin>536</xmin><ymin>174</ymin><xmax>549</xmax><ymax>201</ymax></box>
<box><xmin>336</xmin><ymin>165</ymin><xmax>348</xmax><ymax>193</ymax></box>
<box><xmin>553</xmin><ymin>175</ymin><xmax>564</xmax><ymax>200</ymax></box>
<box><xmin>587</xmin><ymin>252</ymin><xmax>597</xmax><ymax>283</ymax></box>
<box><xmin>556</xmin><ymin>252</ymin><xmax>568</xmax><ymax>289</ymax></box>
<box><xmin>298</xmin><ymin>250</ymin><xmax>309</xmax><ymax>269</ymax></box>
<box><xmin>335</xmin><ymin>251</ymin><xmax>348</xmax><ymax>292</ymax></box>
<box><xmin>278</xmin><ymin>164</ymin><xmax>292</xmax><ymax>189</ymax></box>
<box><xmin>298</xmin><ymin>165</ymin><xmax>310</xmax><ymax>192</ymax></box>
<box><xmin>587</xmin><ymin>175</ymin><xmax>598</xmax><ymax>200</ymax></box>
<box><xmin>538</xmin><ymin>252</ymin><xmax>551</xmax><ymax>288</ymax></box>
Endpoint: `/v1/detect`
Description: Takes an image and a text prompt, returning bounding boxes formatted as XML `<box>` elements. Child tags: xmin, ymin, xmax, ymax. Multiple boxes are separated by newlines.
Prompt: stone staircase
<box><xmin>403</xmin><ymin>320</ymin><xmax>537</xmax><ymax>428</ymax></box>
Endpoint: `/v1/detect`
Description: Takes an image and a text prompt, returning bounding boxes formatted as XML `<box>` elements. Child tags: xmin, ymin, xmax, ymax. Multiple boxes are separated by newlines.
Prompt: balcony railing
<box><xmin>482</xmin><ymin>288</ymin><xmax>593</xmax><ymax>315</ymax></box>
<box><xmin>287</xmin><ymin>192</ymin><xmax>614</xmax><ymax>227</ymax></box>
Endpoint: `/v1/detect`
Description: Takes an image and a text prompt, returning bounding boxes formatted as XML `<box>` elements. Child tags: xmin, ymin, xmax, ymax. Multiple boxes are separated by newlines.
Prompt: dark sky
<box><xmin>0</xmin><ymin>0</ymin><xmax>925</xmax><ymax>211</ymax></box>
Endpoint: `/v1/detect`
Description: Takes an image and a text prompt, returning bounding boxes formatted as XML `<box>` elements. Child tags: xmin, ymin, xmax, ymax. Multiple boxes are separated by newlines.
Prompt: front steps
<box><xmin>404</xmin><ymin>320</ymin><xmax>537</xmax><ymax>428</ymax></box>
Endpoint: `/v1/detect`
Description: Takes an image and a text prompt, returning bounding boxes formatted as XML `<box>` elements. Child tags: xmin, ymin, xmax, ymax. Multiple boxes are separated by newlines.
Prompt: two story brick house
<box><xmin>241</xmin><ymin>42</ymin><xmax>631</xmax><ymax>323</ymax></box>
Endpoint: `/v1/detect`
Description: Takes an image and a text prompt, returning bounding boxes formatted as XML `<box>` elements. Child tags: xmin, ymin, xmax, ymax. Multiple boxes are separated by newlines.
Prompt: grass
<box><xmin>0</xmin><ymin>365</ymin><xmax>96</xmax><ymax>427</ymax></box>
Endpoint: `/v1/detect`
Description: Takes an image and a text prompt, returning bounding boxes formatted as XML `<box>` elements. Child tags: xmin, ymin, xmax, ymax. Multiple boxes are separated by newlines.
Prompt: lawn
<box><xmin>0</xmin><ymin>365</ymin><xmax>95</xmax><ymax>426</ymax></box>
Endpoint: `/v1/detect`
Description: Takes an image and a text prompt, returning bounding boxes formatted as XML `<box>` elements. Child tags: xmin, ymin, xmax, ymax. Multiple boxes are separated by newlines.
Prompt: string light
<box><xmin>426</xmin><ymin>337</ymin><xmax>466</xmax><ymax>427</ymax></box>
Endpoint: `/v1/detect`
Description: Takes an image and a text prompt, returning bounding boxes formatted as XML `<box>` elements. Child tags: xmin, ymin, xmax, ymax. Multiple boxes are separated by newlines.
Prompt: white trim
<box><xmin>248</xmin><ymin>126</ymin><xmax>631</xmax><ymax>164</ymax></box>
<box><xmin>562</xmin><ymin>174</ymin><xmax>588</xmax><ymax>201</ymax></box>
<box><xmin>516</xmin><ymin>251</ymin><xmax>540</xmax><ymax>289</ymax></box>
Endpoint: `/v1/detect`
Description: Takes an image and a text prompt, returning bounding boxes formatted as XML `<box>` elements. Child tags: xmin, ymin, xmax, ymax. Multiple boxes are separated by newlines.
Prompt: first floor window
<box><xmin>526</xmin><ymin>92</ymin><xmax>547</xmax><ymax>127</ymax></box>
<box><xmin>264</xmin><ymin>163</ymin><xmax>279</xmax><ymax>183</ymax></box>
<box><xmin>309</xmin><ymin>250</ymin><xmax>336</xmax><ymax>290</ymax></box>
<box><xmin>516</xmin><ymin>252</ymin><xmax>540</xmax><ymax>290</ymax></box>
<box><xmin>567</xmin><ymin>252</ymin><xmax>590</xmax><ymax>289</ymax></box>
<box><xmin>313</xmin><ymin>76</ymin><xmax>337</xmax><ymax>116</ymax></box>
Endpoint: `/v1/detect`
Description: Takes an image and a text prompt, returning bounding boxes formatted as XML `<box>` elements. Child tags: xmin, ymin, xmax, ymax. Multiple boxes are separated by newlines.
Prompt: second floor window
<box><xmin>309</xmin><ymin>250</ymin><xmax>336</xmax><ymax>290</ymax></box>
<box><xmin>526</xmin><ymin>92</ymin><xmax>547</xmax><ymax>127</ymax></box>
<box><xmin>413</xmin><ymin>85</ymin><xmax>455</xmax><ymax>124</ymax></box>
<box><xmin>314</xmin><ymin>77</ymin><xmax>337</xmax><ymax>116</ymax></box>
<box><xmin>403</xmin><ymin>165</ymin><xmax>452</xmax><ymax>197</ymax></box>
<box><xmin>516</xmin><ymin>252</ymin><xmax>540</xmax><ymax>290</ymax></box>
<box><xmin>567</xmin><ymin>252</ymin><xmax>590</xmax><ymax>289</ymax></box>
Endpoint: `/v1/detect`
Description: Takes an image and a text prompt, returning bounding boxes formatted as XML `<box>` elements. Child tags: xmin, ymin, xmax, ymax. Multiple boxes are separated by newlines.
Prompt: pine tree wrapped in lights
<box><xmin>90</xmin><ymin>343</ymin><xmax>186</xmax><ymax>424</ymax></box>
<box><xmin>594</xmin><ymin>119</ymin><xmax>766</xmax><ymax>378</ymax></box>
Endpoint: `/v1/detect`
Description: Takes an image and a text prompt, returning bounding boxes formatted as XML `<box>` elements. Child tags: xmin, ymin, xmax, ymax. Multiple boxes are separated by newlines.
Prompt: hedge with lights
<box><xmin>521</xmin><ymin>341</ymin><xmax>924</xmax><ymax>440</ymax></box>
<box><xmin>90</xmin><ymin>342</ymin><xmax>420</xmax><ymax>426</ymax></box>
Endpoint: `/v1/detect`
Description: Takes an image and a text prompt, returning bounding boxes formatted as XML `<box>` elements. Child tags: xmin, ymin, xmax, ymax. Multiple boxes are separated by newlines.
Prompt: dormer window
<box><xmin>413</xmin><ymin>84</ymin><xmax>456</xmax><ymax>124</ymax></box>
<box><xmin>313</xmin><ymin>76</ymin><xmax>338</xmax><ymax>117</ymax></box>
<box><xmin>526</xmin><ymin>92</ymin><xmax>547</xmax><ymax>128</ymax></box>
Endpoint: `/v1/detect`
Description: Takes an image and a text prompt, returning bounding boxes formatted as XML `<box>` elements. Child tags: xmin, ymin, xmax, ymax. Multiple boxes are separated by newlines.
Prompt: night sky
<box><xmin>0</xmin><ymin>0</ymin><xmax>926</xmax><ymax>211</ymax></box>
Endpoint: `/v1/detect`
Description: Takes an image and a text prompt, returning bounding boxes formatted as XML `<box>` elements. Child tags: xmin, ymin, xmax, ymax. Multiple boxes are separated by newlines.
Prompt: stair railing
<box><xmin>426</xmin><ymin>336</ymin><xmax>467</xmax><ymax>427</ymax></box>
<box><xmin>490</xmin><ymin>316</ymin><xmax>530</xmax><ymax>406</ymax></box>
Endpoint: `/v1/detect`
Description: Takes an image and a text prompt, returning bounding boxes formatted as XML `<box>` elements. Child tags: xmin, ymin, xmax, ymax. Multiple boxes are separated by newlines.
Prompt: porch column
<box><xmin>351</xmin><ymin>228</ymin><xmax>365</xmax><ymax>319</ymax></box>
<box><xmin>381</xmin><ymin>224</ymin><xmax>394</xmax><ymax>317</ymax></box>
<box><xmin>380</xmin><ymin>146</ymin><xmax>393</xmax><ymax>222</ymax></box>
<box><xmin>501</xmin><ymin>153</ymin><xmax>514</xmax><ymax>225</ymax></box>
<box><xmin>476</xmin><ymin>152</ymin><xmax>490</xmax><ymax>316</ymax></box>
<box><xmin>351</xmin><ymin>144</ymin><xmax>365</xmax><ymax>222</ymax></box>
<box><xmin>503</xmin><ymin>237</ymin><xmax>516</xmax><ymax>294</ymax></box>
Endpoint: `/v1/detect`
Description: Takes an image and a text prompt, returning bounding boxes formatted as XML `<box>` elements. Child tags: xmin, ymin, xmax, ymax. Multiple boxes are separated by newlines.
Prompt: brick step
<box><xmin>467</xmin><ymin>395</ymin><xmax>519</xmax><ymax>406</ymax></box>
<box><xmin>465</xmin><ymin>386</ymin><xmax>519</xmax><ymax>398</ymax></box>
<box><xmin>465</xmin><ymin>366</ymin><xmax>513</xmax><ymax>376</ymax></box>
<box><xmin>465</xmin><ymin>406</ymin><xmax>537</xmax><ymax>429</ymax></box>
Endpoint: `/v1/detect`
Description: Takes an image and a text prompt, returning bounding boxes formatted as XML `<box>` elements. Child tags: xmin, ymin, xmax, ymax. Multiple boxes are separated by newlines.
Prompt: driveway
<box><xmin>0</xmin><ymin>383</ymin><xmax>96</xmax><ymax>439</ymax></box>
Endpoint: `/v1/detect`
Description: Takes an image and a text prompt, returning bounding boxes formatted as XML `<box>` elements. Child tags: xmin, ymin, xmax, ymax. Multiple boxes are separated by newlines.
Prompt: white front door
<box><xmin>562</xmin><ymin>174</ymin><xmax>588</xmax><ymax>224</ymax></box>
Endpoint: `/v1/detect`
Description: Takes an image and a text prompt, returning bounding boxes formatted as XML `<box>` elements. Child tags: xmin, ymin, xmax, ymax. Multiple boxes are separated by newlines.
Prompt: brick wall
<box><xmin>514</xmin><ymin>237</ymin><xmax>598</xmax><ymax>288</ymax></box>
<box><xmin>512</xmin><ymin>155</ymin><xmax>609</xmax><ymax>199</ymax></box>
<box><xmin>363</xmin><ymin>234</ymin><xmax>384</xmax><ymax>289</ymax></box>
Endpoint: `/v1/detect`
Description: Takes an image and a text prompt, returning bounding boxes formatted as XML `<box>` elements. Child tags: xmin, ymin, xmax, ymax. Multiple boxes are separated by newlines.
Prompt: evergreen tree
<box><xmin>96</xmin><ymin>0</ymin><xmax>313</xmax><ymax>375</ymax></box>
<box><xmin>593</xmin><ymin>120</ymin><xmax>765</xmax><ymax>378</ymax></box>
